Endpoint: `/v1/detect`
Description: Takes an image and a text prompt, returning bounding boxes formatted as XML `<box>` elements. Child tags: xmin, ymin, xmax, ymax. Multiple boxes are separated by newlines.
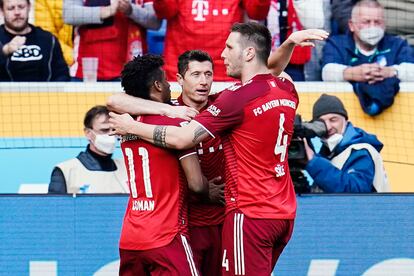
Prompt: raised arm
<box><xmin>268</xmin><ymin>29</ymin><xmax>329</xmax><ymax>76</ymax></box>
<box><xmin>109</xmin><ymin>112</ymin><xmax>209</xmax><ymax>150</ymax></box>
<box><xmin>107</xmin><ymin>93</ymin><xmax>198</xmax><ymax>120</ymax></box>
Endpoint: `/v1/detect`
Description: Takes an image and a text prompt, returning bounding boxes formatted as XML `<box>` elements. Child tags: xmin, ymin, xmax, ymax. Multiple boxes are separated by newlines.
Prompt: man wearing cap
<box><xmin>303</xmin><ymin>94</ymin><xmax>390</xmax><ymax>193</ymax></box>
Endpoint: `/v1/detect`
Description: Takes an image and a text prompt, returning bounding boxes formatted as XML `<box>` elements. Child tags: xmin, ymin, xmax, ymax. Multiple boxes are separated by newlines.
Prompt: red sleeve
<box><xmin>242</xmin><ymin>0</ymin><xmax>271</xmax><ymax>20</ymax></box>
<box><xmin>195</xmin><ymin>89</ymin><xmax>244</xmax><ymax>137</ymax></box>
<box><xmin>153</xmin><ymin>0</ymin><xmax>179</xmax><ymax>19</ymax></box>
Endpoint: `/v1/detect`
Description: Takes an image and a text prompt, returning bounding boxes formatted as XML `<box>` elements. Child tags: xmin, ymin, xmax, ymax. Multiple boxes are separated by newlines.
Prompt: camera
<box><xmin>288</xmin><ymin>115</ymin><xmax>327</xmax><ymax>193</ymax></box>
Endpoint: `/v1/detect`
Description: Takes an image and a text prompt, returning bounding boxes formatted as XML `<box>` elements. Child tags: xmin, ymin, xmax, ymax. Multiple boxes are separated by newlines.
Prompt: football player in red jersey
<box><xmin>117</xmin><ymin>54</ymin><xmax>207</xmax><ymax>276</ymax></box>
<box><xmin>109</xmin><ymin>27</ymin><xmax>328</xmax><ymax>275</ymax></box>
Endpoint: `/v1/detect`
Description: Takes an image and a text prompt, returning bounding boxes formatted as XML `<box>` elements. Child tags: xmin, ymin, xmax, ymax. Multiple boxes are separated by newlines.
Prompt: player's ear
<box><xmin>153</xmin><ymin>80</ymin><xmax>162</xmax><ymax>92</ymax></box>
<box><xmin>176</xmin><ymin>73</ymin><xmax>184</xmax><ymax>86</ymax></box>
<box><xmin>245</xmin><ymin>46</ymin><xmax>255</xmax><ymax>62</ymax></box>
<box><xmin>84</xmin><ymin>127</ymin><xmax>93</xmax><ymax>141</ymax></box>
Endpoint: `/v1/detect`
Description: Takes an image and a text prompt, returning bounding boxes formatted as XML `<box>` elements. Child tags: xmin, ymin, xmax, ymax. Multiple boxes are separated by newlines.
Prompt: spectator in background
<box><xmin>266</xmin><ymin>0</ymin><xmax>325</xmax><ymax>81</ymax></box>
<box><xmin>0</xmin><ymin>0</ymin><xmax>70</xmax><ymax>81</ymax></box>
<box><xmin>303</xmin><ymin>0</ymin><xmax>331</xmax><ymax>81</ymax></box>
<box><xmin>322</xmin><ymin>0</ymin><xmax>414</xmax><ymax>116</ymax></box>
<box><xmin>153</xmin><ymin>0</ymin><xmax>271</xmax><ymax>81</ymax></box>
<box><xmin>63</xmin><ymin>0</ymin><xmax>161</xmax><ymax>81</ymax></box>
<box><xmin>332</xmin><ymin>0</ymin><xmax>414</xmax><ymax>53</ymax></box>
<box><xmin>304</xmin><ymin>94</ymin><xmax>390</xmax><ymax>193</ymax></box>
<box><xmin>330</xmin><ymin>0</ymin><xmax>357</xmax><ymax>34</ymax></box>
<box><xmin>48</xmin><ymin>105</ymin><xmax>128</xmax><ymax>194</ymax></box>
<box><xmin>35</xmin><ymin>0</ymin><xmax>74</xmax><ymax>66</ymax></box>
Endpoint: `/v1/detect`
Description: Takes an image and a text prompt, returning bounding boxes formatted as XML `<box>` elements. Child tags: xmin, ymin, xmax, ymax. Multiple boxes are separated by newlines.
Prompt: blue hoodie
<box><xmin>305</xmin><ymin>122</ymin><xmax>383</xmax><ymax>193</ymax></box>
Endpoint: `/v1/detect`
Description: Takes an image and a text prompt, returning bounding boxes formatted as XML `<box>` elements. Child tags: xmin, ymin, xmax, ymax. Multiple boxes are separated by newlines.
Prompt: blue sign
<box><xmin>1</xmin><ymin>195</ymin><xmax>413</xmax><ymax>275</ymax></box>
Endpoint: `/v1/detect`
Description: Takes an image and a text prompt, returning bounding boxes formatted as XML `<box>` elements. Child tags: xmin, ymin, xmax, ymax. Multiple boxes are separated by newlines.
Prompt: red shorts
<box><xmin>189</xmin><ymin>225</ymin><xmax>222</xmax><ymax>276</ymax></box>
<box><xmin>221</xmin><ymin>210</ymin><xmax>294</xmax><ymax>276</ymax></box>
<box><xmin>119</xmin><ymin>234</ymin><xmax>200</xmax><ymax>276</ymax></box>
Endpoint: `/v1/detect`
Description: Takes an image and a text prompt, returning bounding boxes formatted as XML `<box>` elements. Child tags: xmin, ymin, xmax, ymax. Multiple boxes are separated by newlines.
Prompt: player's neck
<box><xmin>182</xmin><ymin>95</ymin><xmax>207</xmax><ymax>111</ymax></box>
<box><xmin>241</xmin><ymin>64</ymin><xmax>270</xmax><ymax>84</ymax></box>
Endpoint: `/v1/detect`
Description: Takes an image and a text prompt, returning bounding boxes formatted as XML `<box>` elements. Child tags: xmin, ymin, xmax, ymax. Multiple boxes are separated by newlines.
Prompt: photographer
<box><xmin>303</xmin><ymin>94</ymin><xmax>390</xmax><ymax>193</ymax></box>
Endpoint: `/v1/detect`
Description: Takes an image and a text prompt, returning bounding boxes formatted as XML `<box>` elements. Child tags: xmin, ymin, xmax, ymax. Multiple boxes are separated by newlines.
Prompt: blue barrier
<box><xmin>1</xmin><ymin>195</ymin><xmax>413</xmax><ymax>275</ymax></box>
<box><xmin>0</xmin><ymin>138</ymin><xmax>123</xmax><ymax>193</ymax></box>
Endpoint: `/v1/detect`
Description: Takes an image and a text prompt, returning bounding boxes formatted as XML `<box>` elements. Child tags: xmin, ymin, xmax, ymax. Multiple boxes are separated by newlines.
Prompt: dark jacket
<box><xmin>306</xmin><ymin>122</ymin><xmax>383</xmax><ymax>193</ymax></box>
<box><xmin>0</xmin><ymin>24</ymin><xmax>70</xmax><ymax>81</ymax></box>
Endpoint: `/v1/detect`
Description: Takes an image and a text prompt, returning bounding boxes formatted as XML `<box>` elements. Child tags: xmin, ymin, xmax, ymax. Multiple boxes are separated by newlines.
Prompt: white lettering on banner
<box><xmin>362</xmin><ymin>258</ymin><xmax>414</xmax><ymax>276</ymax></box>
<box><xmin>207</xmin><ymin>105</ymin><xmax>221</xmax><ymax>116</ymax></box>
<box><xmin>307</xmin><ymin>260</ymin><xmax>340</xmax><ymax>276</ymax></box>
<box><xmin>29</xmin><ymin>261</ymin><xmax>57</xmax><ymax>276</ymax></box>
<box><xmin>93</xmin><ymin>260</ymin><xmax>120</xmax><ymax>276</ymax></box>
<box><xmin>132</xmin><ymin>200</ymin><xmax>155</xmax><ymax>211</ymax></box>
<box><xmin>25</xmin><ymin>258</ymin><xmax>414</xmax><ymax>275</ymax></box>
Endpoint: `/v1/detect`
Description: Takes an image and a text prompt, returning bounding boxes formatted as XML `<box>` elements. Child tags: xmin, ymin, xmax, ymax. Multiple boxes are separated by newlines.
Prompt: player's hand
<box><xmin>118</xmin><ymin>0</ymin><xmax>132</xmax><ymax>15</ymax></box>
<box><xmin>286</xmin><ymin>29</ymin><xmax>329</xmax><ymax>47</ymax></box>
<box><xmin>166</xmin><ymin>106</ymin><xmax>199</xmax><ymax>121</ymax></box>
<box><xmin>2</xmin><ymin>36</ymin><xmax>26</xmax><ymax>55</ymax></box>
<box><xmin>208</xmin><ymin>176</ymin><xmax>225</xmax><ymax>206</ymax></box>
<box><xmin>303</xmin><ymin>138</ymin><xmax>314</xmax><ymax>161</ymax></box>
<box><xmin>108</xmin><ymin>112</ymin><xmax>135</xmax><ymax>136</ymax></box>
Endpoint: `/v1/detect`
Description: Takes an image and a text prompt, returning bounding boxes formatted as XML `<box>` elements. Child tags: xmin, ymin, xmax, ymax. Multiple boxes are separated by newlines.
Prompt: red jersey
<box><xmin>177</xmin><ymin>95</ymin><xmax>225</xmax><ymax>227</ymax></box>
<box><xmin>153</xmin><ymin>0</ymin><xmax>270</xmax><ymax>81</ymax></box>
<box><xmin>119</xmin><ymin>115</ymin><xmax>195</xmax><ymax>250</ymax></box>
<box><xmin>195</xmin><ymin>74</ymin><xmax>298</xmax><ymax>219</ymax></box>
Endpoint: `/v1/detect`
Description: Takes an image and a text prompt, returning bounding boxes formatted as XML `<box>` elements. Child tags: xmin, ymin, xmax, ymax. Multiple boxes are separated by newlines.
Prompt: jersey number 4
<box><xmin>274</xmin><ymin>113</ymin><xmax>288</xmax><ymax>177</ymax></box>
<box><xmin>125</xmin><ymin>147</ymin><xmax>153</xmax><ymax>199</ymax></box>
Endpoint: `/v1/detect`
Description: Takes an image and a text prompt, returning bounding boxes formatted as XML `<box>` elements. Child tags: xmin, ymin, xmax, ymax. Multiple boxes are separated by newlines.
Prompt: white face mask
<box><xmin>94</xmin><ymin>133</ymin><xmax>116</xmax><ymax>154</ymax></box>
<box><xmin>323</xmin><ymin>133</ymin><xmax>343</xmax><ymax>152</ymax></box>
<box><xmin>359</xmin><ymin>26</ymin><xmax>385</xmax><ymax>46</ymax></box>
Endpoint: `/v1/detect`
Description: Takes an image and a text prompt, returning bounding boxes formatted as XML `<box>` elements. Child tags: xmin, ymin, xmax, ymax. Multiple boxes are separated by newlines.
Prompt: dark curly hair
<box><xmin>121</xmin><ymin>54</ymin><xmax>165</xmax><ymax>99</ymax></box>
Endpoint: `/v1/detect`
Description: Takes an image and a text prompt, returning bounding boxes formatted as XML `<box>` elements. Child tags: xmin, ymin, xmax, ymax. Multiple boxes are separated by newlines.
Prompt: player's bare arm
<box><xmin>267</xmin><ymin>29</ymin><xmax>329</xmax><ymax>77</ymax></box>
<box><xmin>109</xmin><ymin>112</ymin><xmax>210</xmax><ymax>149</ymax></box>
<box><xmin>180</xmin><ymin>153</ymin><xmax>209</xmax><ymax>195</ymax></box>
<box><xmin>107</xmin><ymin>93</ymin><xmax>198</xmax><ymax>121</ymax></box>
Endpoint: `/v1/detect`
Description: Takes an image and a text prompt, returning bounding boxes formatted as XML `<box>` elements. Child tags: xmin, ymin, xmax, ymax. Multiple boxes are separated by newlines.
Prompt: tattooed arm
<box><xmin>108</xmin><ymin>112</ymin><xmax>210</xmax><ymax>149</ymax></box>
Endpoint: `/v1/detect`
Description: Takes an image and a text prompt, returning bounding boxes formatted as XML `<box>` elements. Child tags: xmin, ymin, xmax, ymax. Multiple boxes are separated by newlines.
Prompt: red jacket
<box><xmin>72</xmin><ymin>11</ymin><xmax>147</xmax><ymax>80</ymax></box>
